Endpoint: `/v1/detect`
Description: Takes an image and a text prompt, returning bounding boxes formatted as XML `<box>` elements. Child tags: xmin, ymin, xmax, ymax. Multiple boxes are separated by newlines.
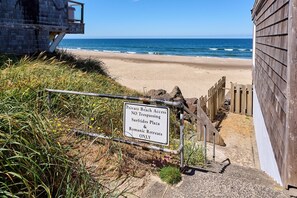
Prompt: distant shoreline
<box><xmin>61</xmin><ymin>48</ymin><xmax>252</xmax><ymax>60</ymax></box>
<box><xmin>59</xmin><ymin>47</ymin><xmax>252</xmax><ymax>61</ymax></box>
<box><xmin>69</xmin><ymin>49</ymin><xmax>252</xmax><ymax>98</ymax></box>
<box><xmin>58</xmin><ymin>38</ymin><xmax>252</xmax><ymax>60</ymax></box>
<box><xmin>66</xmin><ymin>48</ymin><xmax>252</xmax><ymax>70</ymax></box>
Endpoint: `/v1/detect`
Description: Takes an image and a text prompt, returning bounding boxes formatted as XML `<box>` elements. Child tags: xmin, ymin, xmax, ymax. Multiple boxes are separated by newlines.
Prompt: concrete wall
<box><xmin>0</xmin><ymin>0</ymin><xmax>68</xmax><ymax>54</ymax></box>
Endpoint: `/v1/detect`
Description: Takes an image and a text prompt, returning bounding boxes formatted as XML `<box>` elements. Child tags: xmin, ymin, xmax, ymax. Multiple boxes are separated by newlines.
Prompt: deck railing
<box><xmin>68</xmin><ymin>0</ymin><xmax>84</xmax><ymax>24</ymax></box>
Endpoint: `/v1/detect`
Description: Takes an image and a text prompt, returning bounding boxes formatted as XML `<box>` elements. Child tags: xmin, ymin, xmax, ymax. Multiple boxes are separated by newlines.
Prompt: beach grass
<box><xmin>0</xmin><ymin>51</ymin><xmax>204</xmax><ymax>196</ymax></box>
<box><xmin>0</xmin><ymin>52</ymin><xmax>139</xmax><ymax>197</ymax></box>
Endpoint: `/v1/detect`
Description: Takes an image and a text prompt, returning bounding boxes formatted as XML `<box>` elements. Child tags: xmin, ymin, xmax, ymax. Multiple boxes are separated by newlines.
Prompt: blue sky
<box><xmin>68</xmin><ymin>0</ymin><xmax>254</xmax><ymax>38</ymax></box>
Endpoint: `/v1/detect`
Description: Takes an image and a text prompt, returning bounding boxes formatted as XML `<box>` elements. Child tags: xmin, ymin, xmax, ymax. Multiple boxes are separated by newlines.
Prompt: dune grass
<box><xmin>0</xmin><ymin>52</ymin><xmax>138</xmax><ymax>197</ymax></box>
<box><xmin>0</xmin><ymin>51</ymin><xmax>204</xmax><ymax>196</ymax></box>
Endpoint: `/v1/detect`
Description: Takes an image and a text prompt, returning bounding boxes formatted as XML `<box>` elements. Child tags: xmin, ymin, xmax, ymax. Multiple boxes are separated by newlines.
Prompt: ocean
<box><xmin>59</xmin><ymin>38</ymin><xmax>252</xmax><ymax>59</ymax></box>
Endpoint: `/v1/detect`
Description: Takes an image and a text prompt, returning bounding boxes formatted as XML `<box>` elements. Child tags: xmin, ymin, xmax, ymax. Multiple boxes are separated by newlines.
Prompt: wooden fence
<box><xmin>199</xmin><ymin>76</ymin><xmax>226</xmax><ymax>122</ymax></box>
<box><xmin>196</xmin><ymin>102</ymin><xmax>226</xmax><ymax>146</ymax></box>
<box><xmin>194</xmin><ymin>76</ymin><xmax>227</xmax><ymax>146</ymax></box>
<box><xmin>230</xmin><ymin>83</ymin><xmax>253</xmax><ymax>116</ymax></box>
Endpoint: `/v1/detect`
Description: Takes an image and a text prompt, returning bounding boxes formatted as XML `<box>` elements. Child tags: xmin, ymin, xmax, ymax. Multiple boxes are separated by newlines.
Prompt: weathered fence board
<box><xmin>230</xmin><ymin>83</ymin><xmax>253</xmax><ymax>116</ymax></box>
<box><xmin>195</xmin><ymin>76</ymin><xmax>226</xmax><ymax>146</ymax></box>
<box><xmin>196</xmin><ymin>101</ymin><xmax>226</xmax><ymax>146</ymax></box>
<box><xmin>247</xmin><ymin>85</ymin><xmax>253</xmax><ymax>116</ymax></box>
<box><xmin>207</xmin><ymin>76</ymin><xmax>226</xmax><ymax>121</ymax></box>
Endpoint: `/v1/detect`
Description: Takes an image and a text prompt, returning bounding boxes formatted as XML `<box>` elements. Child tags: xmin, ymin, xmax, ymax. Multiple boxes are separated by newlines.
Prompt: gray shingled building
<box><xmin>252</xmin><ymin>0</ymin><xmax>297</xmax><ymax>190</ymax></box>
<box><xmin>0</xmin><ymin>0</ymin><xmax>84</xmax><ymax>54</ymax></box>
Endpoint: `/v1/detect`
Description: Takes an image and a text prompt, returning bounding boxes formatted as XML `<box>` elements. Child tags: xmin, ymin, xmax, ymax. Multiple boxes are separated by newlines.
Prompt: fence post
<box><xmin>197</xmin><ymin>100</ymin><xmax>204</xmax><ymax>141</ymax></box>
<box><xmin>215</xmin><ymin>83</ymin><xmax>218</xmax><ymax>113</ymax></box>
<box><xmin>213</xmin><ymin>131</ymin><xmax>215</xmax><ymax>161</ymax></box>
<box><xmin>230</xmin><ymin>82</ymin><xmax>235</xmax><ymax>112</ymax></box>
<box><xmin>180</xmin><ymin>107</ymin><xmax>184</xmax><ymax>169</ymax></box>
<box><xmin>208</xmin><ymin>88</ymin><xmax>212</xmax><ymax>120</ymax></box>
<box><xmin>222</xmin><ymin>76</ymin><xmax>226</xmax><ymax>107</ymax></box>
<box><xmin>204</xmin><ymin>125</ymin><xmax>207</xmax><ymax>164</ymax></box>
<box><xmin>235</xmin><ymin>84</ymin><xmax>241</xmax><ymax>114</ymax></box>
<box><xmin>241</xmin><ymin>85</ymin><xmax>247</xmax><ymax>114</ymax></box>
<box><xmin>247</xmin><ymin>85</ymin><xmax>253</xmax><ymax>116</ymax></box>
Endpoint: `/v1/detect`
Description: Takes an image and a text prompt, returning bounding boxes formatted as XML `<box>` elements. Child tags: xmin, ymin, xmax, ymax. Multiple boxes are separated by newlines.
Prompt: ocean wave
<box><xmin>209</xmin><ymin>48</ymin><xmax>218</xmax><ymax>51</ymax></box>
<box><xmin>103</xmin><ymin>50</ymin><xmax>121</xmax><ymax>53</ymax></box>
<box><xmin>250</xmin><ymin>49</ymin><xmax>253</xmax><ymax>52</ymax></box>
<box><xmin>77</xmin><ymin>47</ymin><xmax>81</xmax><ymax>50</ymax></box>
<box><xmin>127</xmin><ymin>51</ymin><xmax>137</xmax><ymax>54</ymax></box>
<box><xmin>148</xmin><ymin>52</ymin><xmax>160</xmax><ymax>55</ymax></box>
<box><xmin>224</xmin><ymin>48</ymin><xmax>233</xmax><ymax>51</ymax></box>
<box><xmin>93</xmin><ymin>49</ymin><xmax>99</xmax><ymax>52</ymax></box>
<box><xmin>238</xmin><ymin>49</ymin><xmax>246</xmax><ymax>51</ymax></box>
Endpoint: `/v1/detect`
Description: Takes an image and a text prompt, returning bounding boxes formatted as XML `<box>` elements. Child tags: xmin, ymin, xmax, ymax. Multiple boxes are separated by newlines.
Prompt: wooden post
<box><xmin>208</xmin><ymin>87</ymin><xmax>213</xmax><ymax>121</ymax></box>
<box><xmin>213</xmin><ymin>83</ymin><xmax>217</xmax><ymax>115</ymax></box>
<box><xmin>241</xmin><ymin>85</ymin><xmax>247</xmax><ymax>115</ymax></box>
<box><xmin>230</xmin><ymin>82</ymin><xmax>235</xmax><ymax>112</ymax></box>
<box><xmin>246</xmin><ymin>85</ymin><xmax>253</xmax><ymax>116</ymax></box>
<box><xmin>197</xmin><ymin>101</ymin><xmax>204</xmax><ymax>141</ymax></box>
<box><xmin>235</xmin><ymin>84</ymin><xmax>240</xmax><ymax>114</ymax></box>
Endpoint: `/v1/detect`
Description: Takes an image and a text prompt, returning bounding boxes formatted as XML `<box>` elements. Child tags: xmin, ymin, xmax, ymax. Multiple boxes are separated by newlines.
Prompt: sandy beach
<box><xmin>70</xmin><ymin>50</ymin><xmax>252</xmax><ymax>98</ymax></box>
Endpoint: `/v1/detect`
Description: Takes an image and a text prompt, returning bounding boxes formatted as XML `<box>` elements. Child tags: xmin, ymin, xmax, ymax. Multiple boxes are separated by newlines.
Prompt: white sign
<box><xmin>123</xmin><ymin>103</ymin><xmax>170</xmax><ymax>145</ymax></box>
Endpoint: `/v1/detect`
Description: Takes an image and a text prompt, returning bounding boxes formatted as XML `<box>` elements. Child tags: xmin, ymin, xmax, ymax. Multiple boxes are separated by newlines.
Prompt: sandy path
<box><xmin>70</xmin><ymin>50</ymin><xmax>252</xmax><ymax>98</ymax></box>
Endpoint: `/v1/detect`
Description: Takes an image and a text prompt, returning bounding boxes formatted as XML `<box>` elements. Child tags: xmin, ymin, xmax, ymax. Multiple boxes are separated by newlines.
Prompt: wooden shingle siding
<box><xmin>254</xmin><ymin>0</ymin><xmax>288</xmax><ymax>22</ymax></box>
<box><xmin>255</xmin><ymin>47</ymin><xmax>287</xmax><ymax>81</ymax></box>
<box><xmin>256</xmin><ymin>35</ymin><xmax>288</xmax><ymax>50</ymax></box>
<box><xmin>0</xmin><ymin>0</ymin><xmax>68</xmax><ymax>54</ymax></box>
<box><xmin>256</xmin><ymin>0</ymin><xmax>289</xmax><ymax>26</ymax></box>
<box><xmin>253</xmin><ymin>58</ymin><xmax>286</xmax><ymax>170</ymax></box>
<box><xmin>256</xmin><ymin>5</ymin><xmax>288</xmax><ymax>33</ymax></box>
<box><xmin>253</xmin><ymin>0</ymin><xmax>288</xmax><ymax>183</ymax></box>
<box><xmin>284</xmin><ymin>0</ymin><xmax>297</xmax><ymax>188</ymax></box>
<box><xmin>256</xmin><ymin>43</ymin><xmax>287</xmax><ymax>65</ymax></box>
<box><xmin>253</xmin><ymin>0</ymin><xmax>297</xmax><ymax>188</ymax></box>
<box><xmin>256</xmin><ymin>20</ymin><xmax>288</xmax><ymax>37</ymax></box>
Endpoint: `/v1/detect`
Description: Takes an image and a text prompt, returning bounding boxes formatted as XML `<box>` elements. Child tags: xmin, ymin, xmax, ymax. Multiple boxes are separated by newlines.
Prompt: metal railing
<box><xmin>68</xmin><ymin>0</ymin><xmax>84</xmax><ymax>24</ymax></box>
<box><xmin>45</xmin><ymin>88</ymin><xmax>223</xmax><ymax>171</ymax></box>
<box><xmin>45</xmin><ymin>88</ymin><xmax>185</xmax><ymax>168</ymax></box>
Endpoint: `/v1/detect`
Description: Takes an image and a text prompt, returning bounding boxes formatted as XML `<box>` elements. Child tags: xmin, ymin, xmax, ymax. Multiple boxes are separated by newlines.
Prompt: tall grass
<box><xmin>0</xmin><ymin>112</ymin><xmax>103</xmax><ymax>197</ymax></box>
<box><xmin>0</xmin><ymin>52</ymin><xmax>137</xmax><ymax>197</ymax></box>
<box><xmin>0</xmin><ymin>51</ymin><xmax>203</xmax><ymax>196</ymax></box>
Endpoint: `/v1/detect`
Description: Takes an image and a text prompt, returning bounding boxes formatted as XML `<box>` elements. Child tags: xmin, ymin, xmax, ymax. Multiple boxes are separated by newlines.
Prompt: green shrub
<box><xmin>159</xmin><ymin>166</ymin><xmax>181</xmax><ymax>185</ymax></box>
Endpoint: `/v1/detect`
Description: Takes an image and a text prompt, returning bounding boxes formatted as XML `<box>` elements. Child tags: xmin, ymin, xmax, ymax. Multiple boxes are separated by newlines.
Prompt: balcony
<box><xmin>67</xmin><ymin>0</ymin><xmax>85</xmax><ymax>34</ymax></box>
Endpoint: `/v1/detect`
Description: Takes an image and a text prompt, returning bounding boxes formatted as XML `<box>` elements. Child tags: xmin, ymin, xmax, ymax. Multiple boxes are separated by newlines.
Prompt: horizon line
<box><xmin>64</xmin><ymin>37</ymin><xmax>253</xmax><ymax>39</ymax></box>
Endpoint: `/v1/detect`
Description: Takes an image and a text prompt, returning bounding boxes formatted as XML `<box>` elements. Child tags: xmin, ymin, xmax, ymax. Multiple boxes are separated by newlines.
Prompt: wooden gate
<box><xmin>230</xmin><ymin>83</ymin><xmax>253</xmax><ymax>116</ymax></box>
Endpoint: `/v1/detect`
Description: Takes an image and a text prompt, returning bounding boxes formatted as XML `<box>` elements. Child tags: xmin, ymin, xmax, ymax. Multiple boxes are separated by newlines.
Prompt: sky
<box><xmin>67</xmin><ymin>0</ymin><xmax>255</xmax><ymax>39</ymax></box>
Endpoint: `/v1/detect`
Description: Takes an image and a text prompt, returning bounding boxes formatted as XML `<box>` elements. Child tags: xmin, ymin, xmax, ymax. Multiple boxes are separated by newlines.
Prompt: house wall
<box><xmin>253</xmin><ymin>88</ymin><xmax>283</xmax><ymax>185</ymax></box>
<box><xmin>284</xmin><ymin>0</ymin><xmax>297</xmax><ymax>188</ymax></box>
<box><xmin>252</xmin><ymin>0</ymin><xmax>297</xmax><ymax>188</ymax></box>
<box><xmin>0</xmin><ymin>0</ymin><xmax>68</xmax><ymax>54</ymax></box>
